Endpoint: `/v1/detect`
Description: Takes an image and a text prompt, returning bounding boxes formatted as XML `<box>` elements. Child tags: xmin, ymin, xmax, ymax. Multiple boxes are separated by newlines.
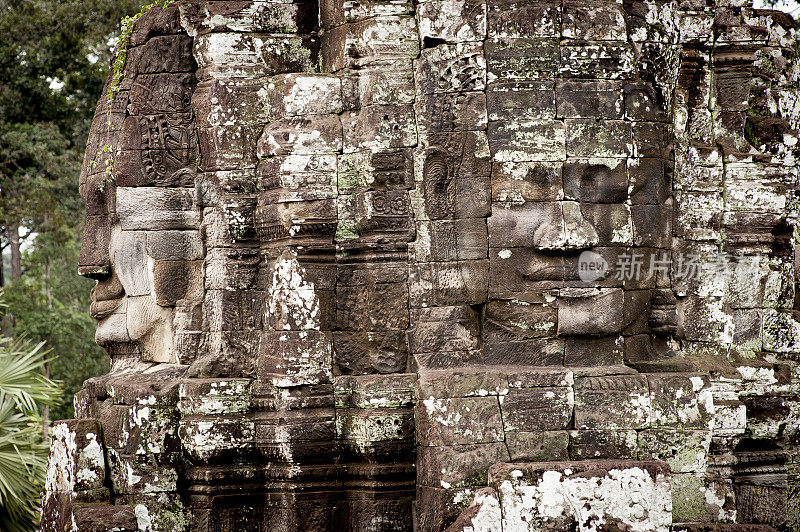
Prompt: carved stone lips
<box><xmin>90</xmin><ymin>298</ymin><xmax>124</xmax><ymax>320</ymax></box>
<box><xmin>91</xmin><ymin>280</ymin><xmax>125</xmax><ymax>319</ymax></box>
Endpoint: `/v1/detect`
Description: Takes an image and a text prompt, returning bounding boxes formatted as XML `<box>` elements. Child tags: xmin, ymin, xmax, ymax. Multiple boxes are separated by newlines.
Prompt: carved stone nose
<box><xmin>533</xmin><ymin>201</ymin><xmax>599</xmax><ymax>250</ymax></box>
<box><xmin>562</xmin><ymin>201</ymin><xmax>599</xmax><ymax>249</ymax></box>
<box><xmin>78</xmin><ymin>214</ymin><xmax>111</xmax><ymax>280</ymax></box>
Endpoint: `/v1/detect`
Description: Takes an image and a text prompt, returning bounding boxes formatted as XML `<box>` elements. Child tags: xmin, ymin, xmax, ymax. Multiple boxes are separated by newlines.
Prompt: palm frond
<box><xmin>0</xmin><ymin>333</ymin><xmax>62</xmax><ymax>531</ymax></box>
<box><xmin>0</xmin><ymin>395</ymin><xmax>49</xmax><ymax>531</ymax></box>
<box><xmin>0</xmin><ymin>339</ymin><xmax>59</xmax><ymax>412</ymax></box>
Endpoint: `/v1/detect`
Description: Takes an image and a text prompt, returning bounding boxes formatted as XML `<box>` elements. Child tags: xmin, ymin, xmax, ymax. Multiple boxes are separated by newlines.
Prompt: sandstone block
<box><xmin>489</xmin><ymin>119</ymin><xmax>566</xmax><ymax>162</ymax></box>
<box><xmin>647</xmin><ymin>373</ymin><xmax>712</xmax><ymax>429</ymax></box>
<box><xmin>506</xmin><ymin>430</ymin><xmax>569</xmax><ymax>461</ymax></box>
<box><xmin>258</xmin><ymin>115</ymin><xmax>343</xmax><ymax>157</ymax></box>
<box><xmin>128</xmin><ymin>73</ymin><xmax>195</xmax><ymax>116</ymax></box>
<box><xmin>334</xmin><ymin>373</ymin><xmax>416</xmax><ymax>409</ymax></box>
<box><xmin>259</xmin><ymin>330</ymin><xmax>334</xmax><ymax>387</ymax></box>
<box><xmin>482</xmin><ymin>336</ymin><xmax>565</xmax><ymax>366</ymax></box>
<box><xmin>266</xmin><ymin>73</ymin><xmax>343</xmax><ymax>118</ymax></box>
<box><xmin>342</xmin><ymin>104</ymin><xmax>417</xmax><ymax>153</ymax></box>
<box><xmin>557</xmin><ymin>287</ymin><xmax>624</xmax><ymax>336</ymax></box>
<box><xmin>501</xmin><ymin>387</ymin><xmax>573</xmax><ymax>431</ymax></box>
<box><xmin>412</xmin><ymin>219</ymin><xmax>487</xmax><ymax>262</ymax></box>
<box><xmin>112</xmin><ymin>230</ymin><xmax>150</xmax><ymax>297</ymax></box>
<box><xmin>569</xmin><ymin>429</ymin><xmax>638</xmax><ymax>460</ymax></box>
<box><xmin>322</xmin><ymin>16</ymin><xmax>419</xmax><ymax>71</ymax></box>
<box><xmin>416</xmin><ymin>366</ymin><xmax>507</xmax><ymax>398</ymax></box>
<box><xmin>408</xmin><ymin>260</ymin><xmax>489</xmax><ymax>307</ymax></box>
<box><xmin>415</xmin><ymin>43</ymin><xmax>487</xmax><ymax>94</ymax></box>
<box><xmin>146</xmin><ymin>230</ymin><xmax>204</xmax><ymax>260</ymax></box>
<box><xmin>125</xmin><ymin>36</ymin><xmax>195</xmax><ymax>76</ymax></box>
<box><xmin>487</xmin><ymin>0</ymin><xmax>560</xmax><ymax>38</ymax></box>
<box><xmin>337</xmin><ymin>149</ymin><xmax>413</xmax><ymax>192</ymax></box>
<box><xmin>487</xmin><ymin>80</ymin><xmax>556</xmax><ymax>121</ymax></box>
<box><xmin>486</xmin><ymin>38</ymin><xmax>559</xmax><ymax>81</ymax></box>
<box><xmin>492</xmin><ymin>160</ymin><xmax>563</xmax><ymax>203</ymax></box>
<box><xmin>332</xmin><ymin>330</ymin><xmax>409</xmax><ymax>374</ymax></box>
<box><xmin>559</xmin><ymin>43</ymin><xmax>634</xmax><ymax>79</ymax></box>
<box><xmin>180</xmin><ymin>1</ymin><xmax>318</xmax><ymax>35</ymax></box>
<box><xmin>417</xmin><ymin>0</ymin><xmax>487</xmax><ymax>43</ymax></box>
<box><xmin>418</xmin><ymin>443</ymin><xmax>509</xmax><ymax>489</ymax></box>
<box><xmin>415</xmin><ymin>397</ymin><xmax>504</xmax><ymax>446</ymax></box>
<box><xmin>45</xmin><ymin>420</ymin><xmax>107</xmax><ymax>493</ymax></box>
<box><xmin>341</xmin><ymin>60</ymin><xmax>415</xmax><ymax>108</ymax></box>
<box><xmin>574</xmin><ymin>374</ymin><xmax>651</xmax><ymax>429</ymax></box>
<box><xmin>152</xmin><ymin>260</ymin><xmax>203</xmax><ymax>306</ymax></box>
<box><xmin>415</xmin><ymin>91</ymin><xmax>488</xmax><ymax>137</ymax></box>
<box><xmin>195</xmin><ymin>33</ymin><xmax>319</xmax><ymax>78</ymax></box>
<box><xmin>556</xmin><ymin>79</ymin><xmax>624</xmax><ymax>118</ymax></box>
<box><xmin>408</xmin><ymin>306</ymin><xmax>481</xmax><ymax>354</ymax></box>
<box><xmin>116</xmin><ymin>187</ymin><xmax>199</xmax><ymax>230</ymax></box>
<box><xmin>565</xmin><ymin>119</ymin><xmax>631</xmax><ymax>158</ymax></box>
<box><xmin>638</xmin><ymin>429</ymin><xmax>711</xmax><ymax>473</ymax></box>
<box><xmin>562</xmin><ymin>0</ymin><xmax>627</xmax><ymax>41</ymax></box>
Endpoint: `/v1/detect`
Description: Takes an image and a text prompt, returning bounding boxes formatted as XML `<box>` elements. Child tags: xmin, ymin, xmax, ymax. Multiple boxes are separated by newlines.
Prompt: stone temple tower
<box><xmin>42</xmin><ymin>0</ymin><xmax>800</xmax><ymax>530</ymax></box>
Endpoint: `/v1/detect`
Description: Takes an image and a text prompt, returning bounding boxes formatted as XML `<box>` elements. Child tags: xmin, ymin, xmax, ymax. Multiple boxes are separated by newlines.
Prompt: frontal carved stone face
<box><xmin>481</xmin><ymin>96</ymin><xmax>676</xmax><ymax>365</ymax></box>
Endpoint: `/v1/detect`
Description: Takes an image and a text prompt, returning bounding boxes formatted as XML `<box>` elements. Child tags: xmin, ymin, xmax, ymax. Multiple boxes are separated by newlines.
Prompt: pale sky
<box><xmin>752</xmin><ymin>0</ymin><xmax>800</xmax><ymax>16</ymax></box>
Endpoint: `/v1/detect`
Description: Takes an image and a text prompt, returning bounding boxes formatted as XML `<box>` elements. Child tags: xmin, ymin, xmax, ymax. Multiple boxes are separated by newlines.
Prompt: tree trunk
<box><xmin>42</xmin><ymin>361</ymin><xmax>50</xmax><ymax>438</ymax></box>
<box><xmin>7</xmin><ymin>224</ymin><xmax>21</xmax><ymax>280</ymax></box>
<box><xmin>42</xmin><ymin>258</ymin><xmax>51</xmax><ymax>437</ymax></box>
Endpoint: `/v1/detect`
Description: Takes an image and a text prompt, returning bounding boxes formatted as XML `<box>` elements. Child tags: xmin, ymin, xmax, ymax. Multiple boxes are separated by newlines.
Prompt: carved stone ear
<box><xmin>423</xmin><ymin>148</ymin><xmax>455</xmax><ymax>220</ymax></box>
<box><xmin>649</xmin><ymin>288</ymin><xmax>678</xmax><ymax>336</ymax></box>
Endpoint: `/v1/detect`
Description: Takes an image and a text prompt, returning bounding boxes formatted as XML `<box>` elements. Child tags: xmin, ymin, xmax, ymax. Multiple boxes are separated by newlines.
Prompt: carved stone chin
<box><xmin>48</xmin><ymin>0</ymin><xmax>800</xmax><ymax>530</ymax></box>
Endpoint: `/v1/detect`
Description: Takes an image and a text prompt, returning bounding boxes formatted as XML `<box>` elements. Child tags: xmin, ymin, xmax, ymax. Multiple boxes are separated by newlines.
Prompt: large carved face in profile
<box><xmin>78</xmin><ymin>46</ymin><xmax>202</xmax><ymax>364</ymax></box>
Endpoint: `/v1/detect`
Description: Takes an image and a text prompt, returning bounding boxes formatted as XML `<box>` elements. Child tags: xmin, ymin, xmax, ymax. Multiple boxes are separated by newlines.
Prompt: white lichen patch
<box><xmin>423</xmin><ymin>397</ymin><xmax>463</xmax><ymax>427</ymax></box>
<box><xmin>135</xmin><ymin>503</ymin><xmax>152</xmax><ymax>532</ymax></box>
<box><xmin>460</xmin><ymin>490</ymin><xmax>503</xmax><ymax>532</ymax></box>
<box><xmin>266</xmin><ymin>250</ymin><xmax>321</xmax><ymax>330</ymax></box>
<box><xmin>498</xmin><ymin>467</ymin><xmax>671</xmax><ymax>531</ymax></box>
<box><xmin>737</xmin><ymin>365</ymin><xmax>777</xmax><ymax>385</ymax></box>
<box><xmin>75</xmin><ymin>432</ymin><xmax>105</xmax><ymax>489</ymax></box>
<box><xmin>45</xmin><ymin>423</ymin><xmax>77</xmax><ymax>493</ymax></box>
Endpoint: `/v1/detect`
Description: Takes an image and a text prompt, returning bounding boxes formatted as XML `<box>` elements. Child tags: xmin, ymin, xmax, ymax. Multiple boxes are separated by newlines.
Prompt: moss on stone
<box><xmin>335</xmin><ymin>220</ymin><xmax>359</xmax><ymax>241</ymax></box>
<box><xmin>108</xmin><ymin>1</ymin><xmax>175</xmax><ymax>106</ymax></box>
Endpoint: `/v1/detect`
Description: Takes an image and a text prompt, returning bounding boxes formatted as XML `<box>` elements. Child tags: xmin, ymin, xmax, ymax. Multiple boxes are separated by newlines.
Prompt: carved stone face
<box><xmin>481</xmin><ymin>82</ymin><xmax>676</xmax><ymax>367</ymax></box>
<box><xmin>407</xmin><ymin>36</ymin><xmax>679</xmax><ymax>369</ymax></box>
<box><xmin>79</xmin><ymin>58</ymin><xmax>201</xmax><ymax>363</ymax></box>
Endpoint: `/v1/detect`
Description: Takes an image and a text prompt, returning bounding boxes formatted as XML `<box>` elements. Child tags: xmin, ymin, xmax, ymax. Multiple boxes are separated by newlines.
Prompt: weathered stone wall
<box><xmin>42</xmin><ymin>0</ymin><xmax>800</xmax><ymax>530</ymax></box>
